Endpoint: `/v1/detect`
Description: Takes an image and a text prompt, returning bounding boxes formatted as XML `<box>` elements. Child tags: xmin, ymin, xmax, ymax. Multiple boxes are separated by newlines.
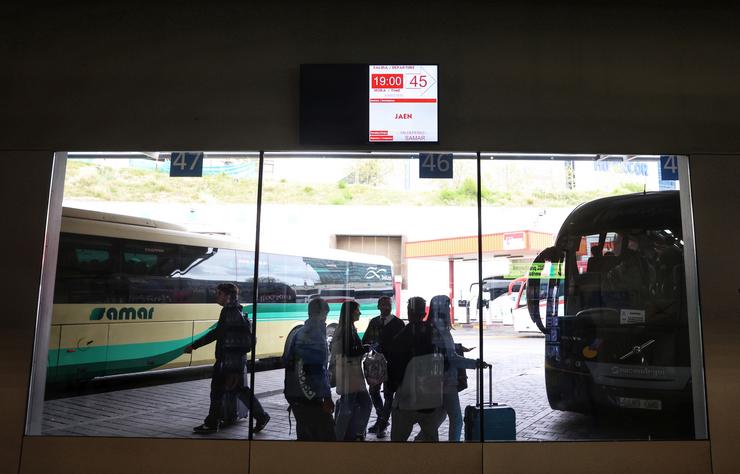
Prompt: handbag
<box><xmin>335</xmin><ymin>353</ymin><xmax>366</xmax><ymax>395</ymax></box>
<box><xmin>363</xmin><ymin>349</ymin><xmax>388</xmax><ymax>386</ymax></box>
<box><xmin>394</xmin><ymin>352</ymin><xmax>444</xmax><ymax>410</ymax></box>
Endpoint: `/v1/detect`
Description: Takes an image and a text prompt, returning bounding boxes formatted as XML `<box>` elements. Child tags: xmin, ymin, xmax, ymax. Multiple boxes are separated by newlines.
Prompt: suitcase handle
<box><xmin>475</xmin><ymin>363</ymin><xmax>493</xmax><ymax>407</ymax></box>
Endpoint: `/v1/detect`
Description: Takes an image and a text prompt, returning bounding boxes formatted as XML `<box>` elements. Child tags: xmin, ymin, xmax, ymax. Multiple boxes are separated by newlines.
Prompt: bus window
<box><xmin>179</xmin><ymin>247</ymin><xmax>237</xmax><ymax>303</ymax></box>
<box><xmin>55</xmin><ymin>233</ymin><xmax>117</xmax><ymax>303</ymax></box>
<box><xmin>268</xmin><ymin>254</ymin><xmax>308</xmax><ymax>288</ymax></box>
<box><xmin>122</xmin><ymin>240</ymin><xmax>180</xmax><ymax>304</ymax></box>
<box><xmin>236</xmin><ymin>250</ymin><xmax>257</xmax><ymax>302</ymax></box>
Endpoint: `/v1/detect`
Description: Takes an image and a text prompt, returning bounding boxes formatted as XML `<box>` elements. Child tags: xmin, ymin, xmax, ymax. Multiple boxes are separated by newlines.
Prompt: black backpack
<box><xmin>222</xmin><ymin>306</ymin><xmax>255</xmax><ymax>354</ymax></box>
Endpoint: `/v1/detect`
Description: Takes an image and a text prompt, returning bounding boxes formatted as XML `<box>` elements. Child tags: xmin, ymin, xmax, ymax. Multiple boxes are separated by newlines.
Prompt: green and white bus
<box><xmin>48</xmin><ymin>207</ymin><xmax>393</xmax><ymax>384</ymax></box>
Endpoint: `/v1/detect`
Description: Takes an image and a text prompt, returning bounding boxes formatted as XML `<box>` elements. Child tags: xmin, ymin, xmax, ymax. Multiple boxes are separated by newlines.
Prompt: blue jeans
<box><xmin>443</xmin><ymin>390</ymin><xmax>464</xmax><ymax>442</ymax></box>
<box><xmin>334</xmin><ymin>391</ymin><xmax>372</xmax><ymax>441</ymax></box>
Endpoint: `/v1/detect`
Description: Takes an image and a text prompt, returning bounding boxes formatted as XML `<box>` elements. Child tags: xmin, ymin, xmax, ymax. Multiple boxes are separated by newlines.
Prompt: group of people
<box><xmin>284</xmin><ymin>294</ymin><xmax>486</xmax><ymax>442</ymax></box>
<box><xmin>185</xmin><ymin>282</ymin><xmax>484</xmax><ymax>442</ymax></box>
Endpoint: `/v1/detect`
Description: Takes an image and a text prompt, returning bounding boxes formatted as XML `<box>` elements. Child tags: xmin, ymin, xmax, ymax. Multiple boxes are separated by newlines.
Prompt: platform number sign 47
<box><xmin>660</xmin><ymin>155</ymin><xmax>679</xmax><ymax>181</ymax></box>
<box><xmin>419</xmin><ymin>153</ymin><xmax>453</xmax><ymax>179</ymax></box>
<box><xmin>170</xmin><ymin>152</ymin><xmax>204</xmax><ymax>177</ymax></box>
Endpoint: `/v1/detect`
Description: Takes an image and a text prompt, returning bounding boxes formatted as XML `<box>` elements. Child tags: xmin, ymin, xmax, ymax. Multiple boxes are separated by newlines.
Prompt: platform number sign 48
<box><xmin>660</xmin><ymin>155</ymin><xmax>679</xmax><ymax>181</ymax></box>
<box><xmin>419</xmin><ymin>153</ymin><xmax>453</xmax><ymax>179</ymax></box>
<box><xmin>170</xmin><ymin>152</ymin><xmax>204</xmax><ymax>177</ymax></box>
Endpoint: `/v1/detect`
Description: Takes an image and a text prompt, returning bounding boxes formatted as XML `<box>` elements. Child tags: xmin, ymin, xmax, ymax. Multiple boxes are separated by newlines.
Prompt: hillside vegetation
<box><xmin>64</xmin><ymin>161</ymin><xmax>644</xmax><ymax>207</ymax></box>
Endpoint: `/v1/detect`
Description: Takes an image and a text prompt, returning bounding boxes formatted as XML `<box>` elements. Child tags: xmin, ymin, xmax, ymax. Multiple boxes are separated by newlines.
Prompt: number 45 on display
<box><xmin>419</xmin><ymin>153</ymin><xmax>453</xmax><ymax>179</ymax></box>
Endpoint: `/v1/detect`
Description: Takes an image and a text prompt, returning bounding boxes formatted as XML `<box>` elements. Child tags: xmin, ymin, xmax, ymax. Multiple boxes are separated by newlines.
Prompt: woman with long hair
<box><xmin>330</xmin><ymin>300</ymin><xmax>371</xmax><ymax>440</ymax></box>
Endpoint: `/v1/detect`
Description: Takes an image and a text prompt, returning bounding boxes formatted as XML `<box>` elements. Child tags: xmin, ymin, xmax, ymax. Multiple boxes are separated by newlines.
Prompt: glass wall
<box><xmin>31</xmin><ymin>152</ymin><xmax>261</xmax><ymax>439</ymax></box>
<box><xmin>28</xmin><ymin>151</ymin><xmax>705</xmax><ymax>443</ymax></box>
<box><xmin>256</xmin><ymin>153</ymin><xmax>480</xmax><ymax>441</ymax></box>
<box><xmin>478</xmin><ymin>155</ymin><xmax>705</xmax><ymax>441</ymax></box>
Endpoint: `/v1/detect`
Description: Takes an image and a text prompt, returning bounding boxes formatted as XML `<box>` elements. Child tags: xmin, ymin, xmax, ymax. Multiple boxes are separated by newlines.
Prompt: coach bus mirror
<box><xmin>526</xmin><ymin>246</ymin><xmax>561</xmax><ymax>335</ymax></box>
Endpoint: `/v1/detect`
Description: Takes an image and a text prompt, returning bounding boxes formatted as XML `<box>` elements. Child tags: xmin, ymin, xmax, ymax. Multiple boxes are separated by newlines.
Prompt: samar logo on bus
<box><xmin>89</xmin><ymin>307</ymin><xmax>154</xmax><ymax>321</ymax></box>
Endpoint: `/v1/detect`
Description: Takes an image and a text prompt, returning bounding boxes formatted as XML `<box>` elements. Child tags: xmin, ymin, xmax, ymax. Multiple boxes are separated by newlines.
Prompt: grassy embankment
<box><xmin>64</xmin><ymin>161</ymin><xmax>644</xmax><ymax>207</ymax></box>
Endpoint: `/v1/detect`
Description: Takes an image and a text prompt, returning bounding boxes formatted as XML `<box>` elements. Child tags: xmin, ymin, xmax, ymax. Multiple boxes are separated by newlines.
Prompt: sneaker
<box><xmin>253</xmin><ymin>414</ymin><xmax>270</xmax><ymax>433</ymax></box>
<box><xmin>193</xmin><ymin>423</ymin><xmax>219</xmax><ymax>434</ymax></box>
<box><xmin>367</xmin><ymin>423</ymin><xmax>378</xmax><ymax>434</ymax></box>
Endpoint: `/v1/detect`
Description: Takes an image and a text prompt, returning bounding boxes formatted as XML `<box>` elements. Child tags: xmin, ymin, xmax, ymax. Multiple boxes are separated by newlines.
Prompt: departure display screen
<box><xmin>369</xmin><ymin>65</ymin><xmax>438</xmax><ymax>142</ymax></box>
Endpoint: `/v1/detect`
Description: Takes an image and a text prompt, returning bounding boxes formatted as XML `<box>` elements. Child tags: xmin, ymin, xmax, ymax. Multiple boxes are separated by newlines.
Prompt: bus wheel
<box><xmin>546</xmin><ymin>370</ymin><xmax>591</xmax><ymax>414</ymax></box>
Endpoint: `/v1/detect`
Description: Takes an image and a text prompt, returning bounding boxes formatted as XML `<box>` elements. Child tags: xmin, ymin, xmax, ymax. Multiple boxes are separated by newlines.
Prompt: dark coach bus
<box><xmin>526</xmin><ymin>191</ymin><xmax>692</xmax><ymax>417</ymax></box>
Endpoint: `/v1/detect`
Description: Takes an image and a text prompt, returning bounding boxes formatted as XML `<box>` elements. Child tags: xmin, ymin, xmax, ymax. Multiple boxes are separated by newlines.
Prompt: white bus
<box><xmin>48</xmin><ymin>207</ymin><xmax>393</xmax><ymax>384</ymax></box>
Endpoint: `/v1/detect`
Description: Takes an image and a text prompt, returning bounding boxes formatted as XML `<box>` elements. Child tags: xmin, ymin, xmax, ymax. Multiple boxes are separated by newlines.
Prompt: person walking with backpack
<box><xmin>331</xmin><ymin>300</ymin><xmax>372</xmax><ymax>441</ymax></box>
<box><xmin>184</xmin><ymin>283</ymin><xmax>270</xmax><ymax>434</ymax></box>
<box><xmin>428</xmin><ymin>294</ymin><xmax>487</xmax><ymax>442</ymax></box>
<box><xmin>387</xmin><ymin>296</ymin><xmax>446</xmax><ymax>442</ymax></box>
<box><xmin>361</xmin><ymin>295</ymin><xmax>404</xmax><ymax>438</ymax></box>
<box><xmin>283</xmin><ymin>298</ymin><xmax>336</xmax><ymax>441</ymax></box>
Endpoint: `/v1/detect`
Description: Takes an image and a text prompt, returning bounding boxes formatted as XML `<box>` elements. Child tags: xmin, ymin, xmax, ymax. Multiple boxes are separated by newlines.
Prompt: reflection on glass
<box><xmin>530</xmin><ymin>192</ymin><xmax>692</xmax><ymax>422</ymax></box>
<box><xmin>480</xmin><ymin>158</ymin><xmax>698</xmax><ymax>442</ymax></box>
<box><xmin>35</xmin><ymin>154</ymin><xmax>702</xmax><ymax>444</ymax></box>
<box><xmin>39</xmin><ymin>156</ymin><xmax>260</xmax><ymax>439</ymax></box>
<box><xmin>260</xmin><ymin>155</ymin><xmax>480</xmax><ymax>442</ymax></box>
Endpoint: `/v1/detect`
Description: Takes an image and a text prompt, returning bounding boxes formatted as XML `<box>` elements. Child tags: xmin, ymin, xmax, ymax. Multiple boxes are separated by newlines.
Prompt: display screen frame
<box><xmin>368</xmin><ymin>64</ymin><xmax>439</xmax><ymax>144</ymax></box>
<box><xmin>299</xmin><ymin>63</ymin><xmax>440</xmax><ymax>147</ymax></box>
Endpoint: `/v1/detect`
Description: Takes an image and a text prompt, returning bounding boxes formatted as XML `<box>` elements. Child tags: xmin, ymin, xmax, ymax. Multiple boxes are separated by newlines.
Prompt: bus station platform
<box><xmin>41</xmin><ymin>328</ymin><xmax>689</xmax><ymax>442</ymax></box>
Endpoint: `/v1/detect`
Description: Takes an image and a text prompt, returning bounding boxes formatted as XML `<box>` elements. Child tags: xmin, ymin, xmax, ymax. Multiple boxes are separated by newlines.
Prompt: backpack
<box><xmin>295</xmin><ymin>356</ymin><xmax>317</xmax><ymax>400</ymax></box>
<box><xmin>394</xmin><ymin>353</ymin><xmax>444</xmax><ymax>410</ymax></box>
<box><xmin>222</xmin><ymin>306</ymin><xmax>254</xmax><ymax>354</ymax></box>
<box><xmin>363</xmin><ymin>349</ymin><xmax>388</xmax><ymax>386</ymax></box>
<box><xmin>284</xmin><ymin>329</ymin><xmax>318</xmax><ymax>401</ymax></box>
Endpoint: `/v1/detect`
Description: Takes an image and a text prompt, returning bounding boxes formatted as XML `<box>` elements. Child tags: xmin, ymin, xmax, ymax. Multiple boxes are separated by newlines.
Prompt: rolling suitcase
<box><xmin>463</xmin><ymin>364</ymin><xmax>516</xmax><ymax>441</ymax></box>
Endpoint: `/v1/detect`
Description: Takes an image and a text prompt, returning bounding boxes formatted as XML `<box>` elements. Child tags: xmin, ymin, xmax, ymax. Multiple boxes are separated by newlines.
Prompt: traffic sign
<box><xmin>170</xmin><ymin>152</ymin><xmax>204</xmax><ymax>177</ymax></box>
<box><xmin>419</xmin><ymin>153</ymin><xmax>453</xmax><ymax>178</ymax></box>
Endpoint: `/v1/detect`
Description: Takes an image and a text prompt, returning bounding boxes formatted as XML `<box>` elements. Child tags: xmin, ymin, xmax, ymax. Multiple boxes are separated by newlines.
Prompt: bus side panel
<box><xmin>190</xmin><ymin>321</ymin><xmax>218</xmax><ymax>366</ymax></box>
<box><xmin>255</xmin><ymin>303</ymin><xmax>309</xmax><ymax>358</ymax></box>
<box><xmin>46</xmin><ymin>325</ymin><xmax>61</xmax><ymax>383</ymax></box>
<box><xmin>57</xmin><ymin>324</ymin><xmax>109</xmax><ymax>381</ymax></box>
<box><xmin>254</xmin><ymin>320</ymin><xmax>303</xmax><ymax>359</ymax></box>
<box><xmin>106</xmin><ymin>321</ymin><xmax>193</xmax><ymax>375</ymax></box>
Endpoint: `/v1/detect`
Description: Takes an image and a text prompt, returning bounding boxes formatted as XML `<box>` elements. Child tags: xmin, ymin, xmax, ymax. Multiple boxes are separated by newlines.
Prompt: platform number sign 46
<box><xmin>660</xmin><ymin>155</ymin><xmax>679</xmax><ymax>181</ymax></box>
<box><xmin>419</xmin><ymin>153</ymin><xmax>453</xmax><ymax>179</ymax></box>
<box><xmin>170</xmin><ymin>152</ymin><xmax>204</xmax><ymax>177</ymax></box>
